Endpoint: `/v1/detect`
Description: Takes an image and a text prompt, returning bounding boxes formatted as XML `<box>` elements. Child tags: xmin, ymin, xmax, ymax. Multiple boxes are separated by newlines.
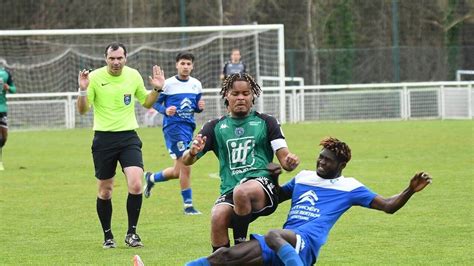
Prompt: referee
<box><xmin>77</xmin><ymin>42</ymin><xmax>165</xmax><ymax>249</ymax></box>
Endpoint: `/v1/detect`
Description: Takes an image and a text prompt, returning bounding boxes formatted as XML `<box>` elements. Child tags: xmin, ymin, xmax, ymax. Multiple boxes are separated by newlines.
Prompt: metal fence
<box><xmin>6</xmin><ymin>81</ymin><xmax>473</xmax><ymax>131</ymax></box>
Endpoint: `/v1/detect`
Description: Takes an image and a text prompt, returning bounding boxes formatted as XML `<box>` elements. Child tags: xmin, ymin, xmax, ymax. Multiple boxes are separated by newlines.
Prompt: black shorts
<box><xmin>0</xmin><ymin>112</ymin><xmax>8</xmax><ymax>128</ymax></box>
<box><xmin>214</xmin><ymin>177</ymin><xmax>279</xmax><ymax>222</ymax></box>
<box><xmin>91</xmin><ymin>130</ymin><xmax>143</xmax><ymax>180</ymax></box>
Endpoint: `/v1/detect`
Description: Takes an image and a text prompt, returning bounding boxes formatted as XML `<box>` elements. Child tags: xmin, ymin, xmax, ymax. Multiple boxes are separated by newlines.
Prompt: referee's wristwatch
<box><xmin>153</xmin><ymin>87</ymin><xmax>163</xmax><ymax>93</ymax></box>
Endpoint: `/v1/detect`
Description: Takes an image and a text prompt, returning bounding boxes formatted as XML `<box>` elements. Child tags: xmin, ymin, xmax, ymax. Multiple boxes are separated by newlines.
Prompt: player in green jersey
<box><xmin>0</xmin><ymin>65</ymin><xmax>17</xmax><ymax>171</ymax></box>
<box><xmin>183</xmin><ymin>73</ymin><xmax>300</xmax><ymax>251</ymax></box>
<box><xmin>77</xmin><ymin>42</ymin><xmax>165</xmax><ymax>249</ymax></box>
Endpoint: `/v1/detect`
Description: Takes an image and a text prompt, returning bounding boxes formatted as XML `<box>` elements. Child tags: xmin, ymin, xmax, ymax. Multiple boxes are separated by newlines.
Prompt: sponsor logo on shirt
<box><xmin>295</xmin><ymin>190</ymin><xmax>319</xmax><ymax>205</ymax></box>
<box><xmin>177</xmin><ymin>98</ymin><xmax>194</xmax><ymax>119</ymax></box>
<box><xmin>288</xmin><ymin>190</ymin><xmax>321</xmax><ymax>221</ymax></box>
<box><xmin>226</xmin><ymin>137</ymin><xmax>256</xmax><ymax>174</ymax></box>
<box><xmin>180</xmin><ymin>98</ymin><xmax>193</xmax><ymax>110</ymax></box>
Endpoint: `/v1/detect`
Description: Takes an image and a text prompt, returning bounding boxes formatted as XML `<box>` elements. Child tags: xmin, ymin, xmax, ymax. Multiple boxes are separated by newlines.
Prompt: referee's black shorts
<box><xmin>91</xmin><ymin>130</ymin><xmax>143</xmax><ymax>180</ymax></box>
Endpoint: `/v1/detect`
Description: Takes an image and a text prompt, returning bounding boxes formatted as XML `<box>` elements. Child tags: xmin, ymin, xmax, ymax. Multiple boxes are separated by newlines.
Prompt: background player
<box><xmin>0</xmin><ymin>63</ymin><xmax>17</xmax><ymax>171</ymax></box>
<box><xmin>144</xmin><ymin>52</ymin><xmax>205</xmax><ymax>215</ymax></box>
<box><xmin>220</xmin><ymin>48</ymin><xmax>246</xmax><ymax>81</ymax></box>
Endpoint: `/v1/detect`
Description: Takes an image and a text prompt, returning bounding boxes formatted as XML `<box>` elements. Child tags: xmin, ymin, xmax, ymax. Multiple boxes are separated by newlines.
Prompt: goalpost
<box><xmin>456</xmin><ymin>70</ymin><xmax>474</xmax><ymax>81</ymax></box>
<box><xmin>0</xmin><ymin>24</ymin><xmax>286</xmax><ymax>130</ymax></box>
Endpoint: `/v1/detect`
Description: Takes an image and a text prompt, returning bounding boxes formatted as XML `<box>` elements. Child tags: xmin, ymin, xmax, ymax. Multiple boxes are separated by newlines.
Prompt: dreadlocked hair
<box><xmin>320</xmin><ymin>137</ymin><xmax>352</xmax><ymax>163</ymax></box>
<box><xmin>220</xmin><ymin>73</ymin><xmax>261</xmax><ymax>106</ymax></box>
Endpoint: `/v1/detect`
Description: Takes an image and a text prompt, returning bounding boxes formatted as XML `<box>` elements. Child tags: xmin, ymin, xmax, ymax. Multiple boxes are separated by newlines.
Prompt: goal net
<box><xmin>0</xmin><ymin>25</ymin><xmax>286</xmax><ymax>130</ymax></box>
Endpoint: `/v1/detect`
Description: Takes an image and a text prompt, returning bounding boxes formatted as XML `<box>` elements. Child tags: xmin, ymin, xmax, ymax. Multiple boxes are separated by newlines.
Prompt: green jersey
<box><xmin>197</xmin><ymin>111</ymin><xmax>288</xmax><ymax>195</ymax></box>
<box><xmin>0</xmin><ymin>68</ymin><xmax>17</xmax><ymax>112</ymax></box>
<box><xmin>87</xmin><ymin>66</ymin><xmax>148</xmax><ymax>131</ymax></box>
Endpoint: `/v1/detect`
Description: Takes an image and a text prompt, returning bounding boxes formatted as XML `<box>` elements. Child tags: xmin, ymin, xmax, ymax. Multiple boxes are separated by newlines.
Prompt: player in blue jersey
<box><xmin>186</xmin><ymin>137</ymin><xmax>432</xmax><ymax>266</ymax></box>
<box><xmin>0</xmin><ymin>64</ymin><xmax>17</xmax><ymax>171</ymax></box>
<box><xmin>144</xmin><ymin>52</ymin><xmax>205</xmax><ymax>215</ymax></box>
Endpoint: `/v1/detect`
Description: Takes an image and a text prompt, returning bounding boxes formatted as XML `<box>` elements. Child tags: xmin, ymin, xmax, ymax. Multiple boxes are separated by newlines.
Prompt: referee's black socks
<box><xmin>126</xmin><ymin>193</ymin><xmax>142</xmax><ymax>235</ymax></box>
<box><xmin>96</xmin><ymin>197</ymin><xmax>113</xmax><ymax>240</ymax></box>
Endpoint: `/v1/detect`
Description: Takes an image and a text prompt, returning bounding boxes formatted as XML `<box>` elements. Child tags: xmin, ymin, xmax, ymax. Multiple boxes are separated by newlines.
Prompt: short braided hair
<box><xmin>320</xmin><ymin>137</ymin><xmax>352</xmax><ymax>163</ymax></box>
<box><xmin>220</xmin><ymin>73</ymin><xmax>261</xmax><ymax>106</ymax></box>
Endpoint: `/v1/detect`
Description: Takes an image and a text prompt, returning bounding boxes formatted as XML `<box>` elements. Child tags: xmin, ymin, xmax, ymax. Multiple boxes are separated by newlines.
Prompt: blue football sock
<box><xmin>153</xmin><ymin>171</ymin><xmax>167</xmax><ymax>182</ymax></box>
<box><xmin>185</xmin><ymin>257</ymin><xmax>210</xmax><ymax>266</ymax></box>
<box><xmin>277</xmin><ymin>243</ymin><xmax>304</xmax><ymax>266</ymax></box>
<box><xmin>181</xmin><ymin>188</ymin><xmax>193</xmax><ymax>205</ymax></box>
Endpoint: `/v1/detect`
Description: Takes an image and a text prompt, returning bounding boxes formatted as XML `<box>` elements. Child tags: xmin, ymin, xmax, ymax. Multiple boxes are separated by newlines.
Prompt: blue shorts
<box><xmin>251</xmin><ymin>232</ymin><xmax>317</xmax><ymax>266</ymax></box>
<box><xmin>163</xmin><ymin>125</ymin><xmax>194</xmax><ymax>159</ymax></box>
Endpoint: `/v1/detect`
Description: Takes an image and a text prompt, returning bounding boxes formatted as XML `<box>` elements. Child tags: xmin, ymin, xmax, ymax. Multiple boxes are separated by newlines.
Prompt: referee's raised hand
<box><xmin>78</xmin><ymin>69</ymin><xmax>90</xmax><ymax>90</ymax></box>
<box><xmin>148</xmin><ymin>65</ymin><xmax>165</xmax><ymax>90</ymax></box>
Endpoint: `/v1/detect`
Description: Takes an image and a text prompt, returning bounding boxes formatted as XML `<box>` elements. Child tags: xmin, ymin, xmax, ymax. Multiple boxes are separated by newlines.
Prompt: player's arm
<box><xmin>150</xmin><ymin>92</ymin><xmax>167</xmax><ymax>114</ymax></box>
<box><xmin>77</xmin><ymin>69</ymin><xmax>90</xmax><ymax>115</ymax></box>
<box><xmin>262</xmin><ymin>113</ymin><xmax>300</xmax><ymax>171</ymax></box>
<box><xmin>370</xmin><ymin>172</ymin><xmax>432</xmax><ymax>214</ymax></box>
<box><xmin>182</xmin><ymin>134</ymin><xmax>206</xmax><ymax>166</ymax></box>
<box><xmin>266</xmin><ymin>162</ymin><xmax>291</xmax><ymax>203</ymax></box>
<box><xmin>277</xmin><ymin>177</ymin><xmax>295</xmax><ymax>203</ymax></box>
<box><xmin>275</xmin><ymin>147</ymin><xmax>300</xmax><ymax>172</ymax></box>
<box><xmin>266</xmin><ymin>162</ymin><xmax>294</xmax><ymax>204</ymax></box>
<box><xmin>184</xmin><ymin>118</ymin><xmax>218</xmax><ymax>165</ymax></box>
<box><xmin>220</xmin><ymin>63</ymin><xmax>228</xmax><ymax>81</ymax></box>
<box><xmin>4</xmin><ymin>71</ymin><xmax>16</xmax><ymax>93</ymax></box>
<box><xmin>195</xmin><ymin>93</ymin><xmax>204</xmax><ymax>113</ymax></box>
<box><xmin>196</xmin><ymin>99</ymin><xmax>205</xmax><ymax>113</ymax></box>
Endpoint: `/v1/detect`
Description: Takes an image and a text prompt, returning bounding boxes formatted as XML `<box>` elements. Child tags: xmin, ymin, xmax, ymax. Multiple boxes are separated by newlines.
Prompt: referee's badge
<box><xmin>124</xmin><ymin>94</ymin><xmax>131</xmax><ymax>105</ymax></box>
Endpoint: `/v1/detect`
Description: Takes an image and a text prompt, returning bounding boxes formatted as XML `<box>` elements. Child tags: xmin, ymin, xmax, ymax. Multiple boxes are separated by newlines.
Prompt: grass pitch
<box><xmin>0</xmin><ymin>120</ymin><xmax>472</xmax><ymax>265</ymax></box>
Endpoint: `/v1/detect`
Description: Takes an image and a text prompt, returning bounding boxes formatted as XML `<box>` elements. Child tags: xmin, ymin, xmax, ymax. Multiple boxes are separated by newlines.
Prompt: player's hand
<box><xmin>78</xmin><ymin>69</ymin><xmax>90</xmax><ymax>90</ymax></box>
<box><xmin>166</xmin><ymin>106</ymin><xmax>177</xmax><ymax>116</ymax></box>
<box><xmin>409</xmin><ymin>172</ymin><xmax>432</xmax><ymax>192</ymax></box>
<box><xmin>3</xmin><ymin>83</ymin><xmax>9</xmax><ymax>91</ymax></box>
<box><xmin>190</xmin><ymin>134</ymin><xmax>206</xmax><ymax>156</ymax></box>
<box><xmin>284</xmin><ymin>153</ymin><xmax>300</xmax><ymax>171</ymax></box>
<box><xmin>149</xmin><ymin>65</ymin><xmax>165</xmax><ymax>90</ymax></box>
<box><xmin>197</xmin><ymin>99</ymin><xmax>205</xmax><ymax>111</ymax></box>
